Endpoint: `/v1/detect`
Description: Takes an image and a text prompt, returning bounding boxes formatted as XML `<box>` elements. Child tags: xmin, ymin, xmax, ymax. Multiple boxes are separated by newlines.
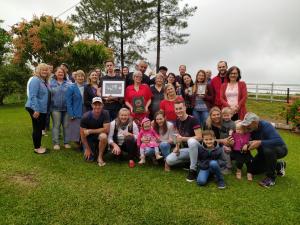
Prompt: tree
<box><xmin>0</xmin><ymin>20</ymin><xmax>11</xmax><ymax>65</ymax></box>
<box><xmin>11</xmin><ymin>15</ymin><xmax>75</xmax><ymax>66</ymax></box>
<box><xmin>0</xmin><ymin>64</ymin><xmax>31</xmax><ymax>105</ymax></box>
<box><xmin>71</xmin><ymin>0</ymin><xmax>153</xmax><ymax>67</ymax></box>
<box><xmin>67</xmin><ymin>39</ymin><xmax>113</xmax><ymax>72</ymax></box>
<box><xmin>149</xmin><ymin>0</ymin><xmax>197</xmax><ymax>72</ymax></box>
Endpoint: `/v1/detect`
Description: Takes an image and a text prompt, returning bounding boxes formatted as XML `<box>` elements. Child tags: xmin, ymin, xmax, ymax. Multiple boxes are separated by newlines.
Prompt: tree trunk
<box><xmin>156</xmin><ymin>0</ymin><xmax>161</xmax><ymax>73</ymax></box>
<box><xmin>120</xmin><ymin>7</ymin><xmax>124</xmax><ymax>69</ymax></box>
<box><xmin>104</xmin><ymin>11</ymin><xmax>110</xmax><ymax>47</ymax></box>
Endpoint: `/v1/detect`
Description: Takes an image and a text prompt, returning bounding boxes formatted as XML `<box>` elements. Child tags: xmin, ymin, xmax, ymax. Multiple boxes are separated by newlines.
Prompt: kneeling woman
<box><xmin>108</xmin><ymin>108</ymin><xmax>139</xmax><ymax>167</ymax></box>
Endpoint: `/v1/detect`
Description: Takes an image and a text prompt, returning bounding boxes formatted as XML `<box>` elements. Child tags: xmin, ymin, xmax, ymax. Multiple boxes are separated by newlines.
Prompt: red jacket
<box><xmin>220</xmin><ymin>81</ymin><xmax>248</xmax><ymax>120</ymax></box>
<box><xmin>211</xmin><ymin>75</ymin><xmax>228</xmax><ymax>108</ymax></box>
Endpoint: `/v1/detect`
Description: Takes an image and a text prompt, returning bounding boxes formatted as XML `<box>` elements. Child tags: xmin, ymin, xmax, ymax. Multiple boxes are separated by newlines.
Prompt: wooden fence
<box><xmin>247</xmin><ymin>83</ymin><xmax>300</xmax><ymax>103</ymax></box>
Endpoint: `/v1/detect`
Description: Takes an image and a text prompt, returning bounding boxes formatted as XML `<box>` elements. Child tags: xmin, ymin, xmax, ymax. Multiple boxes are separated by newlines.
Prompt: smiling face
<box><xmin>211</xmin><ymin>110</ymin><xmax>221</xmax><ymax>124</ymax></box>
<box><xmin>138</xmin><ymin>62</ymin><xmax>148</xmax><ymax>74</ymax></box>
<box><xmin>155</xmin><ymin>113</ymin><xmax>165</xmax><ymax>127</ymax></box>
<box><xmin>142</xmin><ymin>120</ymin><xmax>151</xmax><ymax>130</ymax></box>
<box><xmin>40</xmin><ymin>67</ymin><xmax>50</xmax><ymax>79</ymax></box>
<box><xmin>203</xmin><ymin>134</ymin><xmax>215</xmax><ymax>149</ymax></box>
<box><xmin>105</xmin><ymin>61</ymin><xmax>114</xmax><ymax>74</ymax></box>
<box><xmin>222</xmin><ymin>112</ymin><xmax>232</xmax><ymax>122</ymax></box>
<box><xmin>217</xmin><ymin>61</ymin><xmax>227</xmax><ymax>76</ymax></box>
<box><xmin>197</xmin><ymin>71</ymin><xmax>206</xmax><ymax>83</ymax></box>
<box><xmin>155</xmin><ymin>74</ymin><xmax>164</xmax><ymax>86</ymax></box>
<box><xmin>166</xmin><ymin>85</ymin><xmax>176</xmax><ymax>98</ymax></box>
<box><xmin>92</xmin><ymin>102</ymin><xmax>103</xmax><ymax>116</ymax></box>
<box><xmin>167</xmin><ymin>74</ymin><xmax>175</xmax><ymax>84</ymax></box>
<box><xmin>174</xmin><ymin>102</ymin><xmax>186</xmax><ymax>119</ymax></box>
<box><xmin>55</xmin><ymin>68</ymin><xmax>65</xmax><ymax>81</ymax></box>
<box><xmin>89</xmin><ymin>72</ymin><xmax>98</xmax><ymax>84</ymax></box>
<box><xmin>183</xmin><ymin>75</ymin><xmax>191</xmax><ymax>86</ymax></box>
<box><xmin>75</xmin><ymin>73</ymin><xmax>85</xmax><ymax>85</ymax></box>
<box><xmin>133</xmin><ymin>71</ymin><xmax>142</xmax><ymax>84</ymax></box>
<box><xmin>119</xmin><ymin>110</ymin><xmax>130</xmax><ymax>124</ymax></box>
<box><xmin>229</xmin><ymin>68</ymin><xmax>239</xmax><ymax>82</ymax></box>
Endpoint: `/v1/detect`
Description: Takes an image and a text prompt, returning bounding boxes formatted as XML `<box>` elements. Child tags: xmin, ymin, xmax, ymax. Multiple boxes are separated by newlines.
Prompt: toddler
<box><xmin>231</xmin><ymin>121</ymin><xmax>253</xmax><ymax>181</ymax></box>
<box><xmin>137</xmin><ymin>118</ymin><xmax>163</xmax><ymax>164</ymax></box>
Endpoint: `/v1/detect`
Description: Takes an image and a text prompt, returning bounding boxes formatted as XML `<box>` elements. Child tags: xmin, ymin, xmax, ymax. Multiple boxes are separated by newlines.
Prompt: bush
<box><xmin>0</xmin><ymin>64</ymin><xmax>31</xmax><ymax>105</ymax></box>
<box><xmin>287</xmin><ymin>98</ymin><xmax>300</xmax><ymax>128</ymax></box>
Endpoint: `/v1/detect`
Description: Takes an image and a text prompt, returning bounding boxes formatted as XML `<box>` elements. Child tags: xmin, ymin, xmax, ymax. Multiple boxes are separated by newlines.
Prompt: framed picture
<box><xmin>102</xmin><ymin>80</ymin><xmax>125</xmax><ymax>97</ymax></box>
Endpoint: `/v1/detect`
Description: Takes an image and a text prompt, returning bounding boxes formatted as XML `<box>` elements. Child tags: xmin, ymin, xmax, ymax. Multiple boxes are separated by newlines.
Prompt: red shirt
<box><xmin>211</xmin><ymin>74</ymin><xmax>228</xmax><ymax>108</ymax></box>
<box><xmin>159</xmin><ymin>96</ymin><xmax>184</xmax><ymax>121</ymax></box>
<box><xmin>125</xmin><ymin>84</ymin><xmax>153</xmax><ymax>120</ymax></box>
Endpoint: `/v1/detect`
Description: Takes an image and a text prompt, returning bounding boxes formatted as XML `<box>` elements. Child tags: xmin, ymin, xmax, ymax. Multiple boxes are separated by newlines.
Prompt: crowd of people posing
<box><xmin>25</xmin><ymin>60</ymin><xmax>288</xmax><ymax>189</ymax></box>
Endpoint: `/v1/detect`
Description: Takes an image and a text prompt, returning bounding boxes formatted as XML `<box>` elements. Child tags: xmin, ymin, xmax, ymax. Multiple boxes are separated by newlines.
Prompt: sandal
<box><xmin>97</xmin><ymin>161</ymin><xmax>106</xmax><ymax>167</ymax></box>
<box><xmin>236</xmin><ymin>171</ymin><xmax>242</xmax><ymax>179</ymax></box>
<box><xmin>247</xmin><ymin>173</ymin><xmax>253</xmax><ymax>181</ymax></box>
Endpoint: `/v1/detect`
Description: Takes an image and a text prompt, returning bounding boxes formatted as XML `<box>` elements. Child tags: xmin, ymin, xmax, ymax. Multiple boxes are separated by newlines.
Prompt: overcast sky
<box><xmin>1</xmin><ymin>0</ymin><xmax>299</xmax><ymax>83</ymax></box>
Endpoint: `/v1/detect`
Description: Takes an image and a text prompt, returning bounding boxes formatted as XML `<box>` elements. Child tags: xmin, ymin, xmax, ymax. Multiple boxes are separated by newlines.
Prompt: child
<box><xmin>197</xmin><ymin>130</ymin><xmax>226</xmax><ymax>189</ymax></box>
<box><xmin>220</xmin><ymin>107</ymin><xmax>236</xmax><ymax>174</ymax></box>
<box><xmin>137</xmin><ymin>118</ymin><xmax>163</xmax><ymax>164</ymax></box>
<box><xmin>231</xmin><ymin>121</ymin><xmax>253</xmax><ymax>181</ymax></box>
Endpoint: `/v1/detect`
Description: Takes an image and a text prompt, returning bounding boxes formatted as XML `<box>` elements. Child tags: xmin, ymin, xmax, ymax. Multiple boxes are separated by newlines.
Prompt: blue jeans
<box><xmin>197</xmin><ymin>160</ymin><xmax>224</xmax><ymax>186</ymax></box>
<box><xmin>192</xmin><ymin>110</ymin><xmax>209</xmax><ymax>128</ymax></box>
<box><xmin>51</xmin><ymin>111</ymin><xmax>69</xmax><ymax>145</ymax></box>
<box><xmin>166</xmin><ymin>138</ymin><xmax>200</xmax><ymax>171</ymax></box>
<box><xmin>159</xmin><ymin>142</ymin><xmax>171</xmax><ymax>158</ymax></box>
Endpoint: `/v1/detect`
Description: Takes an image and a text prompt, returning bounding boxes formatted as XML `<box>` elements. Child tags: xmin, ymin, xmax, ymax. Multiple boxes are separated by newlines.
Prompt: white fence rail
<box><xmin>247</xmin><ymin>83</ymin><xmax>300</xmax><ymax>102</ymax></box>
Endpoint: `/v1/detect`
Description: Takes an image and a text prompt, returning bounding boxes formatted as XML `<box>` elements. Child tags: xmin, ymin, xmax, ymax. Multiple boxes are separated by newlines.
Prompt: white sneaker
<box><xmin>53</xmin><ymin>144</ymin><xmax>60</xmax><ymax>150</ymax></box>
<box><xmin>64</xmin><ymin>144</ymin><xmax>71</xmax><ymax>149</ymax></box>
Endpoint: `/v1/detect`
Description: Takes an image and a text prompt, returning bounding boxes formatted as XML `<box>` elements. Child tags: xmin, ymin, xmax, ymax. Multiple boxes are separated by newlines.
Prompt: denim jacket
<box><xmin>66</xmin><ymin>83</ymin><xmax>84</xmax><ymax>118</ymax></box>
<box><xmin>25</xmin><ymin>76</ymin><xmax>50</xmax><ymax>113</ymax></box>
<box><xmin>50</xmin><ymin>79</ymin><xmax>69</xmax><ymax>112</ymax></box>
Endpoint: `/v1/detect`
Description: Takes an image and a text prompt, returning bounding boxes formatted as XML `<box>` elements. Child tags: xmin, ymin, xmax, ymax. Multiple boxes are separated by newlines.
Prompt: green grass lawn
<box><xmin>0</xmin><ymin>104</ymin><xmax>299</xmax><ymax>225</ymax></box>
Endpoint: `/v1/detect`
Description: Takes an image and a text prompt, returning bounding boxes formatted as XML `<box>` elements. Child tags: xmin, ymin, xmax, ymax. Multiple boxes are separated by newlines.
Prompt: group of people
<box><xmin>25</xmin><ymin>60</ymin><xmax>288</xmax><ymax>189</ymax></box>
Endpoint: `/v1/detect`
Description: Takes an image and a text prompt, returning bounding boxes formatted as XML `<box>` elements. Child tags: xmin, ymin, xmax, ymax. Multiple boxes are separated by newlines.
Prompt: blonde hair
<box><xmin>87</xmin><ymin>70</ymin><xmax>98</xmax><ymax>85</ymax></box>
<box><xmin>35</xmin><ymin>63</ymin><xmax>50</xmax><ymax>80</ymax></box>
<box><xmin>75</xmin><ymin>70</ymin><xmax>86</xmax><ymax>79</ymax></box>
<box><xmin>164</xmin><ymin>83</ymin><xmax>176</xmax><ymax>100</ymax></box>
<box><xmin>193</xmin><ymin>69</ymin><xmax>207</xmax><ymax>94</ymax></box>
<box><xmin>205</xmin><ymin>107</ymin><xmax>222</xmax><ymax>129</ymax></box>
<box><xmin>222</xmin><ymin>107</ymin><xmax>232</xmax><ymax>115</ymax></box>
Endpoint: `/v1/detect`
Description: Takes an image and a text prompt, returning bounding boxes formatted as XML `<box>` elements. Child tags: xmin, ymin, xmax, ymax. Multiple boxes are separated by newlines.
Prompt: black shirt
<box><xmin>125</xmin><ymin>72</ymin><xmax>151</xmax><ymax>87</ymax></box>
<box><xmin>100</xmin><ymin>75</ymin><xmax>123</xmax><ymax>111</ymax></box>
<box><xmin>80</xmin><ymin>110</ymin><xmax>110</xmax><ymax>137</ymax></box>
<box><xmin>175</xmin><ymin>115</ymin><xmax>201</xmax><ymax>138</ymax></box>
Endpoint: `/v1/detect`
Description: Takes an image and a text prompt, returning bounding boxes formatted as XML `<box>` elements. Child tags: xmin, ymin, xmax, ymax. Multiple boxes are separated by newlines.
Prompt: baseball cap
<box><xmin>241</xmin><ymin>112</ymin><xmax>260</xmax><ymax>126</ymax></box>
<box><xmin>92</xmin><ymin>97</ymin><xmax>103</xmax><ymax>104</ymax></box>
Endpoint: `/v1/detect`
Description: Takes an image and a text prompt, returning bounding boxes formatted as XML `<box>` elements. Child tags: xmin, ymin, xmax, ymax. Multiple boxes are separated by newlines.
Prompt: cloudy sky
<box><xmin>1</xmin><ymin>0</ymin><xmax>299</xmax><ymax>83</ymax></box>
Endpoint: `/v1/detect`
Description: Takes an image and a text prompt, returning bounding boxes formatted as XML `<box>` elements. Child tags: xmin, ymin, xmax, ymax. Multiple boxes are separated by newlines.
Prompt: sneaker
<box><xmin>34</xmin><ymin>148</ymin><xmax>46</xmax><ymax>154</ymax></box>
<box><xmin>259</xmin><ymin>177</ymin><xmax>275</xmax><ymax>188</ymax></box>
<box><xmin>129</xmin><ymin>160</ymin><xmax>135</xmax><ymax>168</ymax></box>
<box><xmin>276</xmin><ymin>161</ymin><xmax>286</xmax><ymax>177</ymax></box>
<box><xmin>217</xmin><ymin>180</ymin><xmax>226</xmax><ymax>189</ymax></box>
<box><xmin>186</xmin><ymin>169</ymin><xmax>197</xmax><ymax>182</ymax></box>
<box><xmin>64</xmin><ymin>144</ymin><xmax>71</xmax><ymax>149</ymax></box>
<box><xmin>53</xmin><ymin>144</ymin><xmax>60</xmax><ymax>150</ymax></box>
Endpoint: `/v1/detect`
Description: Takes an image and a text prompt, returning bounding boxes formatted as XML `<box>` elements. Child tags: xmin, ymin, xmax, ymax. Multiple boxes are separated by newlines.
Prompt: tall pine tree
<box><xmin>149</xmin><ymin>0</ymin><xmax>197</xmax><ymax>72</ymax></box>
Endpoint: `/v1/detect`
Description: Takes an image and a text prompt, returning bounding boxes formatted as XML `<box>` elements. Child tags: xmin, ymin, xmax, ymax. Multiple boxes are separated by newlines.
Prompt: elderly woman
<box><xmin>149</xmin><ymin>73</ymin><xmax>165</xmax><ymax>119</ymax></box>
<box><xmin>108</xmin><ymin>108</ymin><xmax>139</xmax><ymax>167</ymax></box>
<box><xmin>25</xmin><ymin>63</ymin><xmax>50</xmax><ymax>154</ymax></box>
<box><xmin>84</xmin><ymin>70</ymin><xmax>101</xmax><ymax>112</ymax></box>
<box><xmin>159</xmin><ymin>83</ymin><xmax>184</xmax><ymax>123</ymax></box>
<box><xmin>50</xmin><ymin>67</ymin><xmax>70</xmax><ymax>150</ymax></box>
<box><xmin>124</xmin><ymin>70</ymin><xmax>152</xmax><ymax>125</ymax></box>
<box><xmin>66</xmin><ymin>70</ymin><xmax>86</xmax><ymax>144</ymax></box>
<box><xmin>220</xmin><ymin>66</ymin><xmax>247</xmax><ymax>120</ymax></box>
<box><xmin>192</xmin><ymin>69</ymin><xmax>214</xmax><ymax>128</ymax></box>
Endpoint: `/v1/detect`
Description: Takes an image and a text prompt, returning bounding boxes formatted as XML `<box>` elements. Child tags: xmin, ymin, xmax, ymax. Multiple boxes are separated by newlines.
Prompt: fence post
<box><xmin>270</xmin><ymin>83</ymin><xmax>274</xmax><ymax>102</ymax></box>
<box><xmin>255</xmin><ymin>83</ymin><xmax>258</xmax><ymax>101</ymax></box>
<box><xmin>286</xmin><ymin>88</ymin><xmax>290</xmax><ymax>125</ymax></box>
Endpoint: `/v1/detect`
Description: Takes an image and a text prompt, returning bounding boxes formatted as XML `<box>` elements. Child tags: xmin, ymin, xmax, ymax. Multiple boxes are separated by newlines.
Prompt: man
<box><xmin>95</xmin><ymin>67</ymin><xmax>102</xmax><ymax>80</ymax></box>
<box><xmin>175</xmin><ymin>64</ymin><xmax>187</xmax><ymax>84</ymax></box>
<box><xmin>80</xmin><ymin>97</ymin><xmax>110</xmax><ymax>166</ymax></box>
<box><xmin>205</xmin><ymin>69</ymin><xmax>212</xmax><ymax>84</ymax></box>
<box><xmin>100</xmin><ymin>60</ymin><xmax>123</xmax><ymax>120</ymax></box>
<box><xmin>241</xmin><ymin>112</ymin><xmax>288</xmax><ymax>188</ymax></box>
<box><xmin>114</xmin><ymin>67</ymin><xmax>121</xmax><ymax>77</ymax></box>
<box><xmin>210</xmin><ymin>61</ymin><xmax>228</xmax><ymax>108</ymax></box>
<box><xmin>126</xmin><ymin>60</ymin><xmax>151</xmax><ymax>87</ymax></box>
<box><xmin>61</xmin><ymin>63</ymin><xmax>75</xmax><ymax>83</ymax></box>
<box><xmin>150</xmin><ymin>66</ymin><xmax>168</xmax><ymax>84</ymax></box>
<box><xmin>165</xmin><ymin>100</ymin><xmax>202</xmax><ymax>182</ymax></box>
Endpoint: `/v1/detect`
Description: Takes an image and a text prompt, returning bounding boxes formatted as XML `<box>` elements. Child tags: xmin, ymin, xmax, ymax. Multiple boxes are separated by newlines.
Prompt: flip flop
<box><xmin>97</xmin><ymin>161</ymin><xmax>106</xmax><ymax>167</ymax></box>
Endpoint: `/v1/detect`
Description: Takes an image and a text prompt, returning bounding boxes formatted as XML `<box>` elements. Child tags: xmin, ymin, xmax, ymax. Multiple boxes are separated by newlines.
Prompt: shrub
<box><xmin>287</xmin><ymin>98</ymin><xmax>300</xmax><ymax>128</ymax></box>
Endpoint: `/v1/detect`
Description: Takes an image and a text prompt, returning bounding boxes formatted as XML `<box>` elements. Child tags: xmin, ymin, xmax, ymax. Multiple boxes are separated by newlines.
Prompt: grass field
<box><xmin>0</xmin><ymin>103</ymin><xmax>299</xmax><ymax>225</ymax></box>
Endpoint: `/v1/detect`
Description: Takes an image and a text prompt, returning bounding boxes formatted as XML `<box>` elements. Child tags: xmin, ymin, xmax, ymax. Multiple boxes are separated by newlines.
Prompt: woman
<box><xmin>152</xmin><ymin>110</ymin><xmax>175</xmax><ymax>159</ymax></box>
<box><xmin>167</xmin><ymin>72</ymin><xmax>180</xmax><ymax>94</ymax></box>
<box><xmin>124</xmin><ymin>70</ymin><xmax>152</xmax><ymax>125</ymax></box>
<box><xmin>159</xmin><ymin>84</ymin><xmax>183</xmax><ymax>123</ymax></box>
<box><xmin>25</xmin><ymin>63</ymin><xmax>50</xmax><ymax>154</ymax></box>
<box><xmin>220</xmin><ymin>66</ymin><xmax>247</xmax><ymax>120</ymax></box>
<box><xmin>84</xmin><ymin>70</ymin><xmax>100</xmax><ymax>112</ymax></box>
<box><xmin>66</xmin><ymin>70</ymin><xmax>86</xmax><ymax>145</ymax></box>
<box><xmin>149</xmin><ymin>73</ymin><xmax>165</xmax><ymax>119</ymax></box>
<box><xmin>180</xmin><ymin>73</ymin><xmax>194</xmax><ymax>115</ymax></box>
<box><xmin>50</xmin><ymin>67</ymin><xmax>70</xmax><ymax>150</ymax></box>
<box><xmin>192</xmin><ymin>70</ymin><xmax>214</xmax><ymax>128</ymax></box>
<box><xmin>205</xmin><ymin>107</ymin><xmax>234</xmax><ymax>174</ymax></box>
<box><xmin>108</xmin><ymin>108</ymin><xmax>139</xmax><ymax>167</ymax></box>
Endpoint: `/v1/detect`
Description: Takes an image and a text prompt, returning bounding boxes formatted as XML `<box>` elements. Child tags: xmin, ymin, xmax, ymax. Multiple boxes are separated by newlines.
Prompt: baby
<box><xmin>137</xmin><ymin>118</ymin><xmax>163</xmax><ymax>164</ymax></box>
<box><xmin>231</xmin><ymin>121</ymin><xmax>253</xmax><ymax>181</ymax></box>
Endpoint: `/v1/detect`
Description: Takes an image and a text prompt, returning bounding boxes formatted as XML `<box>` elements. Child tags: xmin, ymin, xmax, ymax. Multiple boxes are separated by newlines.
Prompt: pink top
<box><xmin>232</xmin><ymin>132</ymin><xmax>251</xmax><ymax>151</ymax></box>
<box><xmin>225</xmin><ymin>83</ymin><xmax>238</xmax><ymax>107</ymax></box>
<box><xmin>137</xmin><ymin>128</ymin><xmax>160</xmax><ymax>148</ymax></box>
